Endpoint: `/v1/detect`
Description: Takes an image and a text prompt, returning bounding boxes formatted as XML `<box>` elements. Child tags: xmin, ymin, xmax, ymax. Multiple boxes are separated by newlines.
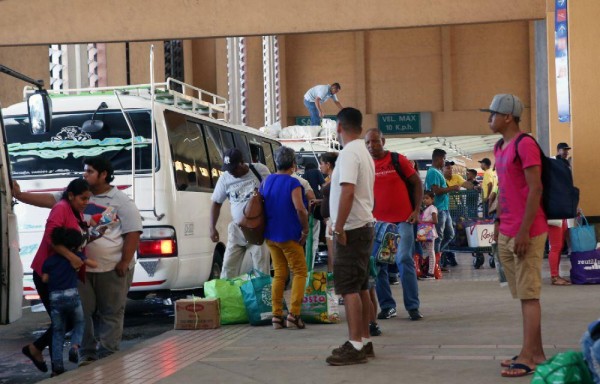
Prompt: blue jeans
<box><xmin>376</xmin><ymin>222</ymin><xmax>420</xmax><ymax>311</ymax></box>
<box><xmin>50</xmin><ymin>288</ymin><xmax>84</xmax><ymax>371</ymax></box>
<box><xmin>581</xmin><ymin>320</ymin><xmax>600</xmax><ymax>383</ymax></box>
<box><xmin>304</xmin><ymin>99</ymin><xmax>321</xmax><ymax>126</ymax></box>
<box><xmin>435</xmin><ymin>210</ymin><xmax>455</xmax><ymax>253</ymax></box>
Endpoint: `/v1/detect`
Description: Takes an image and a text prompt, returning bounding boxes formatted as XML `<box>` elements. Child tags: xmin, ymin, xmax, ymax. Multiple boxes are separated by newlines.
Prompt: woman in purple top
<box><xmin>260</xmin><ymin>146</ymin><xmax>309</xmax><ymax>329</ymax></box>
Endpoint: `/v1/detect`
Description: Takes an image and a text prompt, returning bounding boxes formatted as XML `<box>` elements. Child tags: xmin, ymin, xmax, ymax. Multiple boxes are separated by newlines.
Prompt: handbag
<box><xmin>371</xmin><ymin>221</ymin><xmax>400</xmax><ymax>264</ymax></box>
<box><xmin>569</xmin><ymin>213</ymin><xmax>597</xmax><ymax>252</ymax></box>
<box><xmin>569</xmin><ymin>250</ymin><xmax>600</xmax><ymax>284</ymax></box>
<box><xmin>416</xmin><ymin>223</ymin><xmax>435</xmax><ymax>242</ymax></box>
<box><xmin>237</xmin><ymin>188</ymin><xmax>265</xmax><ymax>245</ymax></box>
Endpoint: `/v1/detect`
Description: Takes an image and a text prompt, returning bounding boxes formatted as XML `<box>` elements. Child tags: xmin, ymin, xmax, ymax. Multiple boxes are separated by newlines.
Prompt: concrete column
<box><xmin>244</xmin><ymin>36</ymin><xmax>264</xmax><ymax>128</ymax></box>
<box><xmin>533</xmin><ymin>20</ymin><xmax>549</xmax><ymax>154</ymax></box>
<box><xmin>441</xmin><ymin>27</ymin><xmax>454</xmax><ymax>112</ymax></box>
<box><xmin>105</xmin><ymin>43</ymin><xmax>127</xmax><ymax>87</ymax></box>
<box><xmin>566</xmin><ymin>0</ymin><xmax>600</xmax><ymax>216</ymax></box>
<box><xmin>354</xmin><ymin>31</ymin><xmax>367</xmax><ymax>114</ymax></box>
<box><xmin>183</xmin><ymin>40</ymin><xmax>194</xmax><ymax>86</ymax></box>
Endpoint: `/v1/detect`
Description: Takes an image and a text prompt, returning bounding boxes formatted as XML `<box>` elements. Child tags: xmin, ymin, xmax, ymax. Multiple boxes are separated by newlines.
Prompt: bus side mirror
<box><xmin>27</xmin><ymin>90</ymin><xmax>52</xmax><ymax>135</ymax></box>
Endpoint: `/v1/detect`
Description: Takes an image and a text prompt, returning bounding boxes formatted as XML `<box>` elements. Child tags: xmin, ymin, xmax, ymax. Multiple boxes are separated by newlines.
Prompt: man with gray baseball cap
<box><xmin>480</xmin><ymin>93</ymin><xmax>524</xmax><ymax>118</ymax></box>
<box><xmin>482</xmin><ymin>93</ymin><xmax>548</xmax><ymax>378</ymax></box>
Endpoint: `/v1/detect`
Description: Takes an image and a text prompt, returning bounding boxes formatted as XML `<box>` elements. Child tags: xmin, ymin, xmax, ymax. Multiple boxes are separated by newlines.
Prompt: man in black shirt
<box><xmin>556</xmin><ymin>142</ymin><xmax>572</xmax><ymax>168</ymax></box>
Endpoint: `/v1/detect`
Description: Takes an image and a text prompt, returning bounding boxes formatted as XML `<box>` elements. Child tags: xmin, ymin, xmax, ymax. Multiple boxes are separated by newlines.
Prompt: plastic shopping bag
<box><xmin>570</xmin><ymin>214</ymin><xmax>597</xmax><ymax>252</ymax></box>
<box><xmin>204</xmin><ymin>277</ymin><xmax>249</xmax><ymax>325</ymax></box>
<box><xmin>531</xmin><ymin>351</ymin><xmax>594</xmax><ymax>384</ymax></box>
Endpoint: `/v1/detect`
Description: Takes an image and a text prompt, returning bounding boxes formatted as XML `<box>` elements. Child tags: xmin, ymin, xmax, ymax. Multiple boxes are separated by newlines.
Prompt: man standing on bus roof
<box><xmin>210</xmin><ymin>148</ymin><xmax>271</xmax><ymax>278</ymax></box>
<box><xmin>303</xmin><ymin>83</ymin><xmax>343</xmax><ymax>126</ymax></box>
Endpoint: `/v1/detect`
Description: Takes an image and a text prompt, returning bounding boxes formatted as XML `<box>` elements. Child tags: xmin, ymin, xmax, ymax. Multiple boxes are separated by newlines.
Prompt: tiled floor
<box><xmin>56</xmin><ymin>325</ymin><xmax>253</xmax><ymax>384</ymax></box>
<box><xmin>43</xmin><ymin>254</ymin><xmax>590</xmax><ymax>384</ymax></box>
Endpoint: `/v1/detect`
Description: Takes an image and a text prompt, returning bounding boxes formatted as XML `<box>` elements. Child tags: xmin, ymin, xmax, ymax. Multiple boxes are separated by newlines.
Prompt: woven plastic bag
<box><xmin>240</xmin><ymin>271</ymin><xmax>274</xmax><ymax>326</ymax></box>
<box><xmin>301</xmin><ymin>272</ymin><xmax>340</xmax><ymax>324</ymax></box>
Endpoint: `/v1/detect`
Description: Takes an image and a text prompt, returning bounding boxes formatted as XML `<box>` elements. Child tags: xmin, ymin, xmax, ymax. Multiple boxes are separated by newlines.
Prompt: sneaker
<box><xmin>369</xmin><ymin>322</ymin><xmax>382</xmax><ymax>336</ymax></box>
<box><xmin>68</xmin><ymin>347</ymin><xmax>79</xmax><ymax>364</ymax></box>
<box><xmin>78</xmin><ymin>357</ymin><xmax>97</xmax><ymax>367</ymax></box>
<box><xmin>408</xmin><ymin>309</ymin><xmax>424</xmax><ymax>321</ymax></box>
<box><xmin>377</xmin><ymin>307</ymin><xmax>397</xmax><ymax>320</ymax></box>
<box><xmin>446</xmin><ymin>252</ymin><xmax>458</xmax><ymax>267</ymax></box>
<box><xmin>363</xmin><ymin>342</ymin><xmax>375</xmax><ymax>358</ymax></box>
<box><xmin>326</xmin><ymin>341</ymin><xmax>368</xmax><ymax>366</ymax></box>
<box><xmin>388</xmin><ymin>275</ymin><xmax>400</xmax><ymax>285</ymax></box>
<box><xmin>51</xmin><ymin>368</ymin><xmax>65</xmax><ymax>378</ymax></box>
<box><xmin>440</xmin><ymin>266</ymin><xmax>450</xmax><ymax>272</ymax></box>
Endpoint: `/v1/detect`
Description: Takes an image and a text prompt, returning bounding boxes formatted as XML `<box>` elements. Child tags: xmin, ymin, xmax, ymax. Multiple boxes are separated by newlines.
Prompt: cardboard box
<box><xmin>466</xmin><ymin>223</ymin><xmax>495</xmax><ymax>247</ymax></box>
<box><xmin>174</xmin><ymin>298</ymin><xmax>220</xmax><ymax>330</ymax></box>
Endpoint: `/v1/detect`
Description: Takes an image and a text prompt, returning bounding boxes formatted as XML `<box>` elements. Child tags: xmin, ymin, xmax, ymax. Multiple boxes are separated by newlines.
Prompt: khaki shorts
<box><xmin>497</xmin><ymin>233</ymin><xmax>547</xmax><ymax>300</ymax></box>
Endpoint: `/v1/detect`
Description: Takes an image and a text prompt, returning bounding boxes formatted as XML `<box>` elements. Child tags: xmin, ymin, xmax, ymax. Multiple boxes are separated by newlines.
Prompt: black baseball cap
<box><xmin>557</xmin><ymin>142</ymin><xmax>571</xmax><ymax>150</ymax></box>
<box><xmin>444</xmin><ymin>161</ymin><xmax>455</xmax><ymax>166</ymax></box>
<box><xmin>222</xmin><ymin>148</ymin><xmax>244</xmax><ymax>173</ymax></box>
<box><xmin>478</xmin><ymin>158</ymin><xmax>492</xmax><ymax>167</ymax></box>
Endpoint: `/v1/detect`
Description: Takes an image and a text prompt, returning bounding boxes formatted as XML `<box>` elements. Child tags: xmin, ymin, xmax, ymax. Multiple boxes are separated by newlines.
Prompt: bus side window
<box><xmin>261</xmin><ymin>142</ymin><xmax>276</xmax><ymax>173</ymax></box>
<box><xmin>204</xmin><ymin>124</ymin><xmax>224</xmax><ymax>187</ymax></box>
<box><xmin>233</xmin><ymin>133</ymin><xmax>251</xmax><ymax>163</ymax></box>
<box><xmin>164</xmin><ymin>110</ymin><xmax>212</xmax><ymax>192</ymax></box>
<box><xmin>249</xmin><ymin>143</ymin><xmax>265</xmax><ymax>164</ymax></box>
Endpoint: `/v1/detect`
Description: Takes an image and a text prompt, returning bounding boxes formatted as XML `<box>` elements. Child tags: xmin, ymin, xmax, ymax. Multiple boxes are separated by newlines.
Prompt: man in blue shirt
<box><xmin>303</xmin><ymin>83</ymin><xmax>343</xmax><ymax>126</ymax></box>
<box><xmin>425</xmin><ymin>149</ymin><xmax>459</xmax><ymax>271</ymax></box>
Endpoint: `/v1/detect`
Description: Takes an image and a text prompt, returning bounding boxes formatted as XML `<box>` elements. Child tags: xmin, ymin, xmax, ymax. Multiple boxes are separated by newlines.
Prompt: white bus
<box><xmin>3</xmin><ymin>79</ymin><xmax>280</xmax><ymax>301</ymax></box>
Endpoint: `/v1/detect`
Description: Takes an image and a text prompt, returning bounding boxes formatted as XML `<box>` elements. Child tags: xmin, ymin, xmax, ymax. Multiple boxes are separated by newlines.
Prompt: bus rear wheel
<box><xmin>210</xmin><ymin>247</ymin><xmax>224</xmax><ymax>280</ymax></box>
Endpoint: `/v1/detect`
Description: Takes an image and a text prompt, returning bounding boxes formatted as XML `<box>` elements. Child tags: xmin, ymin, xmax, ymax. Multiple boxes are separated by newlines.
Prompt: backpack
<box><xmin>390</xmin><ymin>152</ymin><xmax>419</xmax><ymax>209</ymax></box>
<box><xmin>495</xmin><ymin>134</ymin><xmax>579</xmax><ymax>220</ymax></box>
<box><xmin>371</xmin><ymin>221</ymin><xmax>400</xmax><ymax>264</ymax></box>
<box><xmin>237</xmin><ymin>164</ymin><xmax>265</xmax><ymax>245</ymax></box>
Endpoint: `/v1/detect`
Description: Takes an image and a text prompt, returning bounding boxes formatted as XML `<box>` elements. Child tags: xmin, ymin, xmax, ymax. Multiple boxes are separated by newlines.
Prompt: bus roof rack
<box><xmin>23</xmin><ymin>77</ymin><xmax>229</xmax><ymax>122</ymax></box>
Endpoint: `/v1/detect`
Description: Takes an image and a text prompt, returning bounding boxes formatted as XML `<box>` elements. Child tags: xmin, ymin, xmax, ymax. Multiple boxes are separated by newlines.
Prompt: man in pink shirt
<box><xmin>482</xmin><ymin>94</ymin><xmax>548</xmax><ymax>378</ymax></box>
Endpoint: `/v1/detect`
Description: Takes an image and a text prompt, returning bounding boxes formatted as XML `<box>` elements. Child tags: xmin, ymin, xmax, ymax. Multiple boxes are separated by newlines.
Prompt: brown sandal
<box><xmin>286</xmin><ymin>313</ymin><xmax>306</xmax><ymax>329</ymax></box>
<box><xmin>272</xmin><ymin>316</ymin><xmax>286</xmax><ymax>329</ymax></box>
<box><xmin>551</xmin><ymin>276</ymin><xmax>571</xmax><ymax>286</ymax></box>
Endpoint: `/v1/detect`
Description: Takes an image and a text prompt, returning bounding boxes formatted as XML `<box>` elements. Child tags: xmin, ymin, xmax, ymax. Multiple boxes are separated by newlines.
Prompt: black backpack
<box><xmin>390</xmin><ymin>152</ymin><xmax>419</xmax><ymax>209</ymax></box>
<box><xmin>496</xmin><ymin>134</ymin><xmax>579</xmax><ymax>220</ymax></box>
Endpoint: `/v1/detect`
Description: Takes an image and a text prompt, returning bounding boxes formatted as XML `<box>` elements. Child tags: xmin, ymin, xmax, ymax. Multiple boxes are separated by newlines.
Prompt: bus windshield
<box><xmin>4</xmin><ymin>109</ymin><xmax>154</xmax><ymax>179</ymax></box>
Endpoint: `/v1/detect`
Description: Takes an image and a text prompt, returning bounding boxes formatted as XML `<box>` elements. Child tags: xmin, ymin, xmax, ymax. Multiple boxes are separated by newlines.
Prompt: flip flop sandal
<box><xmin>22</xmin><ymin>345</ymin><xmax>48</xmax><ymax>373</ymax></box>
<box><xmin>501</xmin><ymin>362</ymin><xmax>535</xmax><ymax>377</ymax></box>
<box><xmin>551</xmin><ymin>276</ymin><xmax>571</xmax><ymax>286</ymax></box>
<box><xmin>500</xmin><ymin>355</ymin><xmax>518</xmax><ymax>368</ymax></box>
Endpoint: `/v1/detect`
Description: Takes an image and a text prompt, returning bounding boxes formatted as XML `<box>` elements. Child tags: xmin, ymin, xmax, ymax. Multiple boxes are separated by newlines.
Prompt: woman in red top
<box><xmin>22</xmin><ymin>178</ymin><xmax>92</xmax><ymax>373</ymax></box>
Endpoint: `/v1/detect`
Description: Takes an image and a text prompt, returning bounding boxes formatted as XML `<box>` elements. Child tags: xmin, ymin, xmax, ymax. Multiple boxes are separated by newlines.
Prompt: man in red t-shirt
<box><xmin>364</xmin><ymin>129</ymin><xmax>424</xmax><ymax>321</ymax></box>
<box><xmin>482</xmin><ymin>94</ymin><xmax>548</xmax><ymax>378</ymax></box>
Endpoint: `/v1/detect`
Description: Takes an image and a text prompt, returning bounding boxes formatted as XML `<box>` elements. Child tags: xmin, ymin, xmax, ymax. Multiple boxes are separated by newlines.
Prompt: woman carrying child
<box><xmin>22</xmin><ymin>178</ymin><xmax>97</xmax><ymax>376</ymax></box>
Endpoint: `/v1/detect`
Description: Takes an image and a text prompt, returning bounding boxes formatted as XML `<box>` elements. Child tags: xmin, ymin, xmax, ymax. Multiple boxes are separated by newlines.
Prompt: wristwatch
<box><xmin>333</xmin><ymin>230</ymin><xmax>342</xmax><ymax>236</ymax></box>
